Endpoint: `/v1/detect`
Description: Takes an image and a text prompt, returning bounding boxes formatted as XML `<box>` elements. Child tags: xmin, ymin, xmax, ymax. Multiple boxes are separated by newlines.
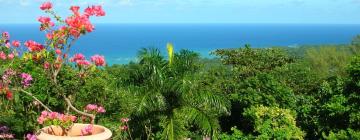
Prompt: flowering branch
<box><xmin>1</xmin><ymin>2</ymin><xmax>107</xmax><ymax>137</ymax></box>
<box><xmin>17</xmin><ymin>89</ymin><xmax>52</xmax><ymax>112</ymax></box>
<box><xmin>63</xmin><ymin>95</ymin><xmax>95</xmax><ymax>124</ymax></box>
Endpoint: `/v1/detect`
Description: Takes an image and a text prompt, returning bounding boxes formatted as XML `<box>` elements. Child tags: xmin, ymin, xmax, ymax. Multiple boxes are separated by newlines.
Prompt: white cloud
<box><xmin>118</xmin><ymin>0</ymin><xmax>133</xmax><ymax>6</ymax></box>
<box><xmin>19</xmin><ymin>0</ymin><xmax>30</xmax><ymax>6</ymax></box>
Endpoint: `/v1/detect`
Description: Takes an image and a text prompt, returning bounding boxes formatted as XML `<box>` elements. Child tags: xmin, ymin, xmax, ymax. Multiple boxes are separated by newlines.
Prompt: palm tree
<box><xmin>117</xmin><ymin>47</ymin><xmax>230</xmax><ymax>139</ymax></box>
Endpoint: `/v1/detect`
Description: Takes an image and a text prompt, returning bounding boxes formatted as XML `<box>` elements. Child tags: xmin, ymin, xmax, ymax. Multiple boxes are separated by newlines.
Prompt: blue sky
<box><xmin>0</xmin><ymin>0</ymin><xmax>360</xmax><ymax>24</ymax></box>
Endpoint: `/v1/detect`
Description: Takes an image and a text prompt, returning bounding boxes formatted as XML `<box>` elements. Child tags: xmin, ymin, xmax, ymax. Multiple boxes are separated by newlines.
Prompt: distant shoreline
<box><xmin>1</xmin><ymin>24</ymin><xmax>359</xmax><ymax>64</ymax></box>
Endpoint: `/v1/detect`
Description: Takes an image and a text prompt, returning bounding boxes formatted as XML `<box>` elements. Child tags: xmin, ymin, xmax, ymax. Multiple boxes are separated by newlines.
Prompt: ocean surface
<box><xmin>1</xmin><ymin>24</ymin><xmax>360</xmax><ymax>64</ymax></box>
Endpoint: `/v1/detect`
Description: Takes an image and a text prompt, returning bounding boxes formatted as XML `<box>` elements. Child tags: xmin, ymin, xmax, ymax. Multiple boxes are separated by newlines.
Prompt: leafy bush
<box><xmin>323</xmin><ymin>129</ymin><xmax>360</xmax><ymax>140</ymax></box>
<box><xmin>243</xmin><ymin>105</ymin><xmax>305</xmax><ymax>139</ymax></box>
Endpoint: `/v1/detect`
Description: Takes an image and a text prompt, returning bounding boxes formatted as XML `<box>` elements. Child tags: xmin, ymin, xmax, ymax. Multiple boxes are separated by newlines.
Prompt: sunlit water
<box><xmin>1</xmin><ymin>23</ymin><xmax>360</xmax><ymax>64</ymax></box>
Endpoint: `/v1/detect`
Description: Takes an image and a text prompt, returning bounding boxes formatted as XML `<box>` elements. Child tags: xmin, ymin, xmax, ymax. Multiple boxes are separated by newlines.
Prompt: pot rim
<box><xmin>37</xmin><ymin>123</ymin><xmax>112</xmax><ymax>139</ymax></box>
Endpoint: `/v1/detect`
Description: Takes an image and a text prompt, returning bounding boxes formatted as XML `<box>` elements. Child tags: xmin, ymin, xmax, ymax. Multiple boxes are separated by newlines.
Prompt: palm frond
<box><xmin>134</xmin><ymin>90</ymin><xmax>167</xmax><ymax>116</ymax></box>
<box><xmin>160</xmin><ymin>116</ymin><xmax>188</xmax><ymax>140</ymax></box>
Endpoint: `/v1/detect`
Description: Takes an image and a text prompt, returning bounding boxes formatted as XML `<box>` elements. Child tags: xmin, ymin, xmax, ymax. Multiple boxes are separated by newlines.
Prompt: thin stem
<box><xmin>64</xmin><ymin>37</ymin><xmax>77</xmax><ymax>57</ymax></box>
<box><xmin>52</xmin><ymin>37</ymin><xmax>77</xmax><ymax>84</ymax></box>
<box><xmin>126</xmin><ymin>122</ymin><xmax>133</xmax><ymax>140</ymax></box>
<box><xmin>66</xmin><ymin>105</ymin><xmax>70</xmax><ymax>114</ymax></box>
<box><xmin>63</xmin><ymin>95</ymin><xmax>95</xmax><ymax>124</ymax></box>
<box><xmin>18</xmin><ymin>89</ymin><xmax>52</xmax><ymax>112</ymax></box>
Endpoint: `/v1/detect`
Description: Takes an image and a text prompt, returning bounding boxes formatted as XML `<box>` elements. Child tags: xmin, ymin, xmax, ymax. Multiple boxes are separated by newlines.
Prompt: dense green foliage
<box><xmin>2</xmin><ymin>38</ymin><xmax>360</xmax><ymax>139</ymax></box>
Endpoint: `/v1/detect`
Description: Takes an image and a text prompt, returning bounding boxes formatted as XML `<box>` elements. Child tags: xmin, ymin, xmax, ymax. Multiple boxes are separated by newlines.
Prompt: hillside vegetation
<box><xmin>2</xmin><ymin>37</ymin><xmax>360</xmax><ymax>139</ymax></box>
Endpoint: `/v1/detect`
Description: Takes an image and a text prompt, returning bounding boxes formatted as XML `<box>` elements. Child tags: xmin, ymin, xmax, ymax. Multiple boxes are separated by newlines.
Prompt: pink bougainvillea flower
<box><xmin>41</xmin><ymin>111</ymin><xmax>49</xmax><ymax>117</ymax></box>
<box><xmin>38</xmin><ymin>16</ymin><xmax>51</xmax><ymax>24</ymax></box>
<box><xmin>38</xmin><ymin>16</ymin><xmax>54</xmax><ymax>30</ymax></box>
<box><xmin>0</xmin><ymin>134</ymin><xmax>14</xmax><ymax>139</ymax></box>
<box><xmin>81</xmin><ymin>124</ymin><xmax>93</xmax><ymax>136</ymax></box>
<box><xmin>5</xmin><ymin>42</ymin><xmax>10</xmax><ymax>48</ymax></box>
<box><xmin>70</xmin><ymin>6</ymin><xmax>80</xmax><ymax>14</ymax></box>
<box><xmin>70</xmin><ymin>53</ymin><xmax>85</xmax><ymax>62</ymax></box>
<box><xmin>119</xmin><ymin>125</ymin><xmax>128</xmax><ymax>131</ymax></box>
<box><xmin>44</xmin><ymin>61</ymin><xmax>50</xmax><ymax>69</ymax></box>
<box><xmin>11</xmin><ymin>40</ymin><xmax>20</xmax><ymax>47</ymax></box>
<box><xmin>84</xmin><ymin>23</ymin><xmax>95</xmax><ymax>32</ymax></box>
<box><xmin>84</xmin><ymin>5</ymin><xmax>105</xmax><ymax>17</ymax></box>
<box><xmin>90</xmin><ymin>55</ymin><xmax>106</xmax><ymax>66</ymax></box>
<box><xmin>85</xmin><ymin>104</ymin><xmax>98</xmax><ymax>111</ymax></box>
<box><xmin>69</xmin><ymin>28</ymin><xmax>81</xmax><ymax>38</ymax></box>
<box><xmin>93</xmin><ymin>5</ymin><xmax>106</xmax><ymax>16</ymax></box>
<box><xmin>70</xmin><ymin>115</ymin><xmax>77</xmax><ymax>122</ymax></box>
<box><xmin>26</xmin><ymin>133</ymin><xmax>37</xmax><ymax>140</ymax></box>
<box><xmin>46</xmin><ymin>32</ymin><xmax>53</xmax><ymax>39</ymax></box>
<box><xmin>0</xmin><ymin>51</ymin><xmax>6</xmax><ymax>60</ymax></box>
<box><xmin>48</xmin><ymin>112</ymin><xmax>58</xmax><ymax>119</ymax></box>
<box><xmin>65</xmin><ymin>13</ymin><xmax>94</xmax><ymax>37</ymax></box>
<box><xmin>58</xmin><ymin>26</ymin><xmax>68</xmax><ymax>32</ymax></box>
<box><xmin>65</xmin><ymin>5</ymin><xmax>104</xmax><ymax>38</ymax></box>
<box><xmin>84</xmin><ymin>104</ymin><xmax>106</xmax><ymax>113</ymax></box>
<box><xmin>84</xmin><ymin>7</ymin><xmax>94</xmax><ymax>16</ymax></box>
<box><xmin>2</xmin><ymin>32</ymin><xmax>10</xmax><ymax>40</ymax></box>
<box><xmin>37</xmin><ymin>116</ymin><xmax>45</xmax><ymax>124</ymax></box>
<box><xmin>57</xmin><ymin>114</ymin><xmax>65</xmax><ymax>121</ymax></box>
<box><xmin>7</xmin><ymin>53</ymin><xmax>14</xmax><ymax>60</ymax></box>
<box><xmin>24</xmin><ymin>40</ymin><xmax>44</xmax><ymax>52</ymax></box>
<box><xmin>20</xmin><ymin>73</ymin><xmax>33</xmax><ymax>88</ymax></box>
<box><xmin>55</xmin><ymin>49</ymin><xmax>62</xmax><ymax>55</ymax></box>
<box><xmin>2</xmin><ymin>69</ymin><xmax>15</xmax><ymax>84</ymax></box>
<box><xmin>121</xmin><ymin>118</ymin><xmax>130</xmax><ymax>123</ymax></box>
<box><xmin>97</xmin><ymin>106</ymin><xmax>106</xmax><ymax>113</ymax></box>
<box><xmin>40</xmin><ymin>2</ymin><xmax>52</xmax><ymax>10</ymax></box>
<box><xmin>37</xmin><ymin>111</ymin><xmax>77</xmax><ymax>125</ymax></box>
<box><xmin>76</xmin><ymin>60</ymin><xmax>91</xmax><ymax>67</ymax></box>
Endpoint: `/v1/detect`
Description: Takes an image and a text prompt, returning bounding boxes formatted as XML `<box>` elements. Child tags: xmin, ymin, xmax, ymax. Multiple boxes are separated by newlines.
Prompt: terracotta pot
<box><xmin>37</xmin><ymin>123</ymin><xmax>112</xmax><ymax>140</ymax></box>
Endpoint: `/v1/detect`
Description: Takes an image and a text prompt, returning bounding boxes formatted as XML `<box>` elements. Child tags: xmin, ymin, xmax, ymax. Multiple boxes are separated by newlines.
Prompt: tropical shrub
<box><xmin>323</xmin><ymin>129</ymin><xmax>360</xmax><ymax>140</ymax></box>
<box><xmin>106</xmin><ymin>47</ymin><xmax>230</xmax><ymax>139</ymax></box>
<box><xmin>0</xmin><ymin>1</ymin><xmax>110</xmax><ymax>138</ymax></box>
<box><xmin>243</xmin><ymin>105</ymin><xmax>305</xmax><ymax>139</ymax></box>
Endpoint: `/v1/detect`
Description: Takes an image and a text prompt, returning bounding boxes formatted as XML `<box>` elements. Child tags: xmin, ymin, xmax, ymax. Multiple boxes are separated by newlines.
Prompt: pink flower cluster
<box><xmin>85</xmin><ymin>6</ymin><xmax>106</xmax><ymax>17</ymax></box>
<box><xmin>2</xmin><ymin>69</ymin><xmax>15</xmax><ymax>85</ymax></box>
<box><xmin>65</xmin><ymin>4</ymin><xmax>105</xmax><ymax>38</ymax></box>
<box><xmin>119</xmin><ymin>117</ymin><xmax>130</xmax><ymax>131</ymax></box>
<box><xmin>38</xmin><ymin>16</ymin><xmax>54</xmax><ymax>31</ymax></box>
<box><xmin>121</xmin><ymin>118</ymin><xmax>130</xmax><ymax>123</ymax></box>
<box><xmin>0</xmin><ymin>51</ymin><xmax>14</xmax><ymax>60</ymax></box>
<box><xmin>81</xmin><ymin>124</ymin><xmax>93</xmax><ymax>136</ymax></box>
<box><xmin>26</xmin><ymin>133</ymin><xmax>37</xmax><ymax>140</ymax></box>
<box><xmin>24</xmin><ymin>40</ymin><xmax>44</xmax><ymax>52</ymax></box>
<box><xmin>20</xmin><ymin>73</ymin><xmax>32</xmax><ymax>88</ymax></box>
<box><xmin>0</xmin><ymin>125</ymin><xmax>14</xmax><ymax>139</ymax></box>
<box><xmin>90</xmin><ymin>55</ymin><xmax>106</xmax><ymax>66</ymax></box>
<box><xmin>12</xmin><ymin>40</ymin><xmax>20</xmax><ymax>47</ymax></box>
<box><xmin>0</xmin><ymin>51</ymin><xmax>15</xmax><ymax>60</ymax></box>
<box><xmin>70</xmin><ymin>53</ymin><xmax>106</xmax><ymax>67</ymax></box>
<box><xmin>1</xmin><ymin>69</ymin><xmax>16</xmax><ymax>100</ymax></box>
<box><xmin>70</xmin><ymin>53</ymin><xmax>90</xmax><ymax>67</ymax></box>
<box><xmin>84</xmin><ymin>104</ymin><xmax>106</xmax><ymax>113</ymax></box>
<box><xmin>0</xmin><ymin>32</ymin><xmax>19</xmax><ymax>60</ymax></box>
<box><xmin>37</xmin><ymin>111</ymin><xmax>77</xmax><ymax>125</ymax></box>
<box><xmin>119</xmin><ymin>125</ymin><xmax>128</xmax><ymax>131</ymax></box>
<box><xmin>0</xmin><ymin>133</ymin><xmax>14</xmax><ymax>139</ymax></box>
<box><xmin>2</xmin><ymin>32</ymin><xmax>10</xmax><ymax>40</ymax></box>
<box><xmin>40</xmin><ymin>2</ymin><xmax>52</xmax><ymax>10</ymax></box>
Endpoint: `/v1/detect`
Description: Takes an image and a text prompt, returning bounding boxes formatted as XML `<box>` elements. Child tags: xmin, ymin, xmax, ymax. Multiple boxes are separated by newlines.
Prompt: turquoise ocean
<box><xmin>1</xmin><ymin>24</ymin><xmax>360</xmax><ymax>64</ymax></box>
